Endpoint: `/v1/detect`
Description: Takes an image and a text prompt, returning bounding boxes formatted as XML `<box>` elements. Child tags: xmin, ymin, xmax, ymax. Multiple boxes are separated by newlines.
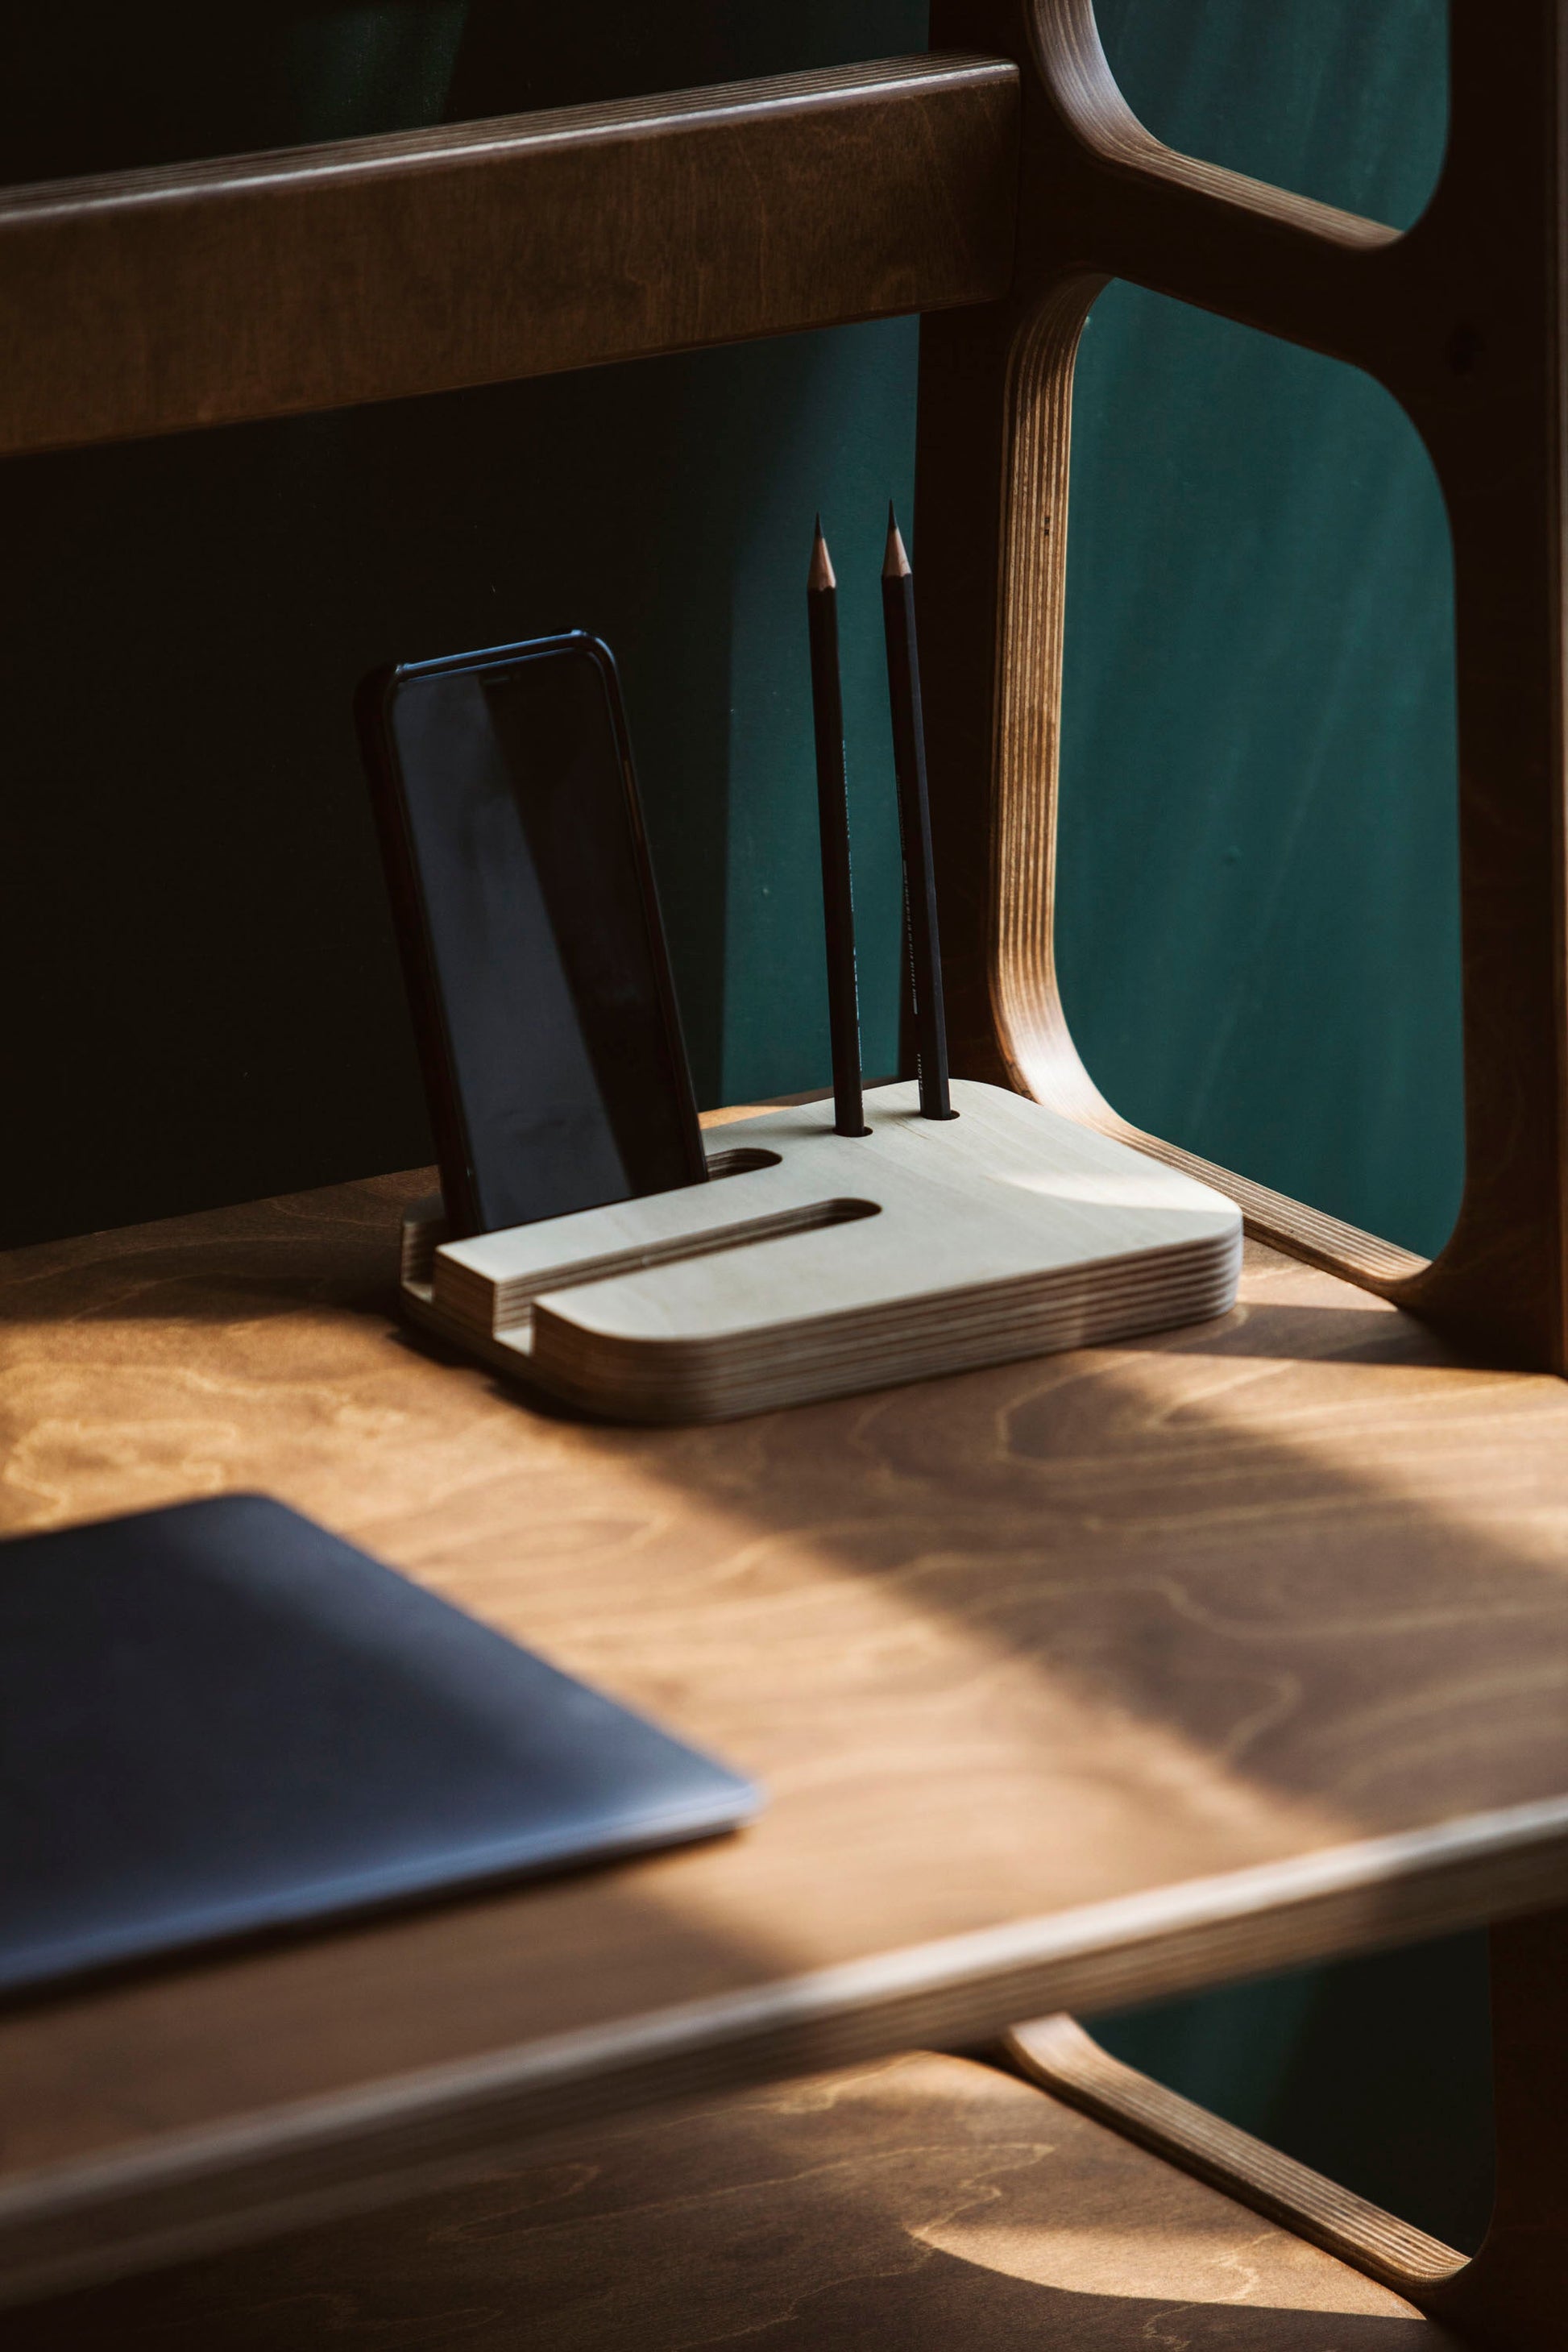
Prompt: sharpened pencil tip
<box><xmin>882</xmin><ymin>506</ymin><xmax>912</xmax><ymax>581</ymax></box>
<box><xmin>809</xmin><ymin>518</ymin><xmax>836</xmax><ymax>593</ymax></box>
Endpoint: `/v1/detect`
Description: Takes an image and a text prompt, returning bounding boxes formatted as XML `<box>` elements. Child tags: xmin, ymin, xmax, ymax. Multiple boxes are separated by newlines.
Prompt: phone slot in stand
<box><xmin>370</xmin><ymin>599</ymin><xmax>1241</xmax><ymax>1425</ymax></box>
<box><xmin>401</xmin><ymin>1079</ymin><xmax>1242</xmax><ymax>1422</ymax></box>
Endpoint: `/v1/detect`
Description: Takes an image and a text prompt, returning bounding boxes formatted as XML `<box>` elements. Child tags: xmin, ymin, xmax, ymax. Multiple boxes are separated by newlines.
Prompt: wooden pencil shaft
<box><xmin>807</xmin><ymin>578</ymin><xmax>868</xmax><ymax>1139</ymax></box>
<box><xmin>881</xmin><ymin>556</ymin><xmax>952</xmax><ymax>1118</ymax></box>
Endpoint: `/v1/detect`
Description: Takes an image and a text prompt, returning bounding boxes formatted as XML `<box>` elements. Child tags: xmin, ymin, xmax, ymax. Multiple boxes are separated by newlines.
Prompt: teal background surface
<box><xmin>2</xmin><ymin>0</ymin><xmax>1490</xmax><ymax>2261</ymax></box>
<box><xmin>0</xmin><ymin>2</ymin><xmax>919</xmax><ymax>1249</ymax></box>
<box><xmin>1059</xmin><ymin>0</ymin><xmax>1460</xmax><ymax>1255</ymax></box>
<box><xmin>1092</xmin><ymin>0</ymin><xmax>1446</xmax><ymax>226</ymax></box>
<box><xmin>1067</xmin><ymin>0</ymin><xmax>1488</xmax><ymax>2252</ymax></box>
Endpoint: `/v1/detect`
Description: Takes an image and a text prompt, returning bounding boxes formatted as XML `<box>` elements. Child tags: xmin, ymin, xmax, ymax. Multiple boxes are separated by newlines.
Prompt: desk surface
<box><xmin>2</xmin><ymin>1148</ymin><xmax>1568</xmax><ymax>2300</ymax></box>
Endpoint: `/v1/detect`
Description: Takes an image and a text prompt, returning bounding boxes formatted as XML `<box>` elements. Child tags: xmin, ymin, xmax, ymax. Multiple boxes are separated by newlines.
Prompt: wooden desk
<box><xmin>3</xmin><ymin>1151</ymin><xmax>1568</xmax><ymax>2308</ymax></box>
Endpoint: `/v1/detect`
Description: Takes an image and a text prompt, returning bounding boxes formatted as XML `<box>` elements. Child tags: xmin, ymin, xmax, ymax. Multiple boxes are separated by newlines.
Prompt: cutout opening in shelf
<box><xmin>1090</xmin><ymin>0</ymin><xmax>1448</xmax><ymax>234</ymax></box>
<box><xmin>1057</xmin><ymin>283</ymin><xmax>1462</xmax><ymax>1261</ymax></box>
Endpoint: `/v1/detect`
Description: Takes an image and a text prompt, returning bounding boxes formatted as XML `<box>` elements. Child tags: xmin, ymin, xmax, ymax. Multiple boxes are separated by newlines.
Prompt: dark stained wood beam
<box><xmin>0</xmin><ymin>56</ymin><xmax>1018</xmax><ymax>458</ymax></box>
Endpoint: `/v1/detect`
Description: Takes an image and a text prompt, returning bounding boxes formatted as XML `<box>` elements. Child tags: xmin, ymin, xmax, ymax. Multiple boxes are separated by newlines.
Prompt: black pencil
<box><xmin>881</xmin><ymin>503</ymin><xmax>954</xmax><ymax>1118</ymax></box>
<box><xmin>807</xmin><ymin>519</ymin><xmax>869</xmax><ymax>1138</ymax></box>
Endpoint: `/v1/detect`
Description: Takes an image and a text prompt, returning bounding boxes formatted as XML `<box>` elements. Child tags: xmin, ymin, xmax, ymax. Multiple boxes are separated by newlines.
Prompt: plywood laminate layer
<box><xmin>2</xmin><ymin>1151</ymin><xmax>1566</xmax><ymax>2295</ymax></box>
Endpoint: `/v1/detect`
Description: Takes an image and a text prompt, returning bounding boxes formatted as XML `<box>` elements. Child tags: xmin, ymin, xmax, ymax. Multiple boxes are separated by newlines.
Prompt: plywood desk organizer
<box><xmin>13</xmin><ymin>14</ymin><xmax>1568</xmax><ymax>1375</ymax></box>
<box><xmin>400</xmin><ymin>1080</ymin><xmax>1241</xmax><ymax>1421</ymax></box>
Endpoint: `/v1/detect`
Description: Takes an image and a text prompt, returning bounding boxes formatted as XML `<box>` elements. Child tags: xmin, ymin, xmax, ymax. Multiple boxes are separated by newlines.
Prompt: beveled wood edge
<box><xmin>1030</xmin><ymin>0</ymin><xmax>1401</xmax><ymax>254</ymax></box>
<box><xmin>0</xmin><ymin>55</ymin><xmax>1019</xmax><ymax>458</ymax></box>
<box><xmin>0</xmin><ymin>15</ymin><xmax>1425</xmax><ymax>470</ymax></box>
<box><xmin>4</xmin><ymin>1793</ymin><xmax>1567</xmax><ymax>2310</ymax></box>
<box><xmin>1054</xmin><ymin>1114</ymin><xmax>1429</xmax><ymax>1292</ymax></box>
<box><xmin>0</xmin><ymin>53</ymin><xmax>1009</xmax><ymax>218</ymax></box>
<box><xmin>1004</xmin><ymin>2012</ymin><xmax>1466</xmax><ymax>2300</ymax></box>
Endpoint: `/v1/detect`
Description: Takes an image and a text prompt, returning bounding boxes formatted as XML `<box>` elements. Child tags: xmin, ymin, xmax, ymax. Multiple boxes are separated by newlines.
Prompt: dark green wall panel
<box><xmin>1073</xmin><ymin>0</ymin><xmax>1487</xmax><ymax>2250</ymax></box>
<box><xmin>0</xmin><ymin>2</ymin><xmax>923</xmax><ymax>1247</ymax></box>
<box><xmin>1095</xmin><ymin>0</ymin><xmax>1446</xmax><ymax>227</ymax></box>
<box><xmin>1058</xmin><ymin>292</ymin><xmax>1462</xmax><ymax>1255</ymax></box>
<box><xmin>1056</xmin><ymin>2</ymin><xmax>1459</xmax><ymax>1257</ymax></box>
<box><xmin>1090</xmin><ymin>1929</ymin><xmax>1494</xmax><ymax>2254</ymax></box>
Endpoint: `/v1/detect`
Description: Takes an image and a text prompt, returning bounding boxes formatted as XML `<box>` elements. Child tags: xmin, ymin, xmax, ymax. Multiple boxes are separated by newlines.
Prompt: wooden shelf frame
<box><xmin>1013</xmin><ymin>1905</ymin><xmax>1568</xmax><ymax>2348</ymax></box>
<box><xmin>0</xmin><ymin>55</ymin><xmax>1018</xmax><ymax>456</ymax></box>
<box><xmin>4</xmin><ymin>10</ymin><xmax>1564</xmax><ymax>1378</ymax></box>
<box><xmin>917</xmin><ymin>0</ymin><xmax>1568</xmax><ymax>1373</ymax></box>
<box><xmin>6</xmin><ymin>16</ymin><xmax>1568</xmax><ymax>2343</ymax></box>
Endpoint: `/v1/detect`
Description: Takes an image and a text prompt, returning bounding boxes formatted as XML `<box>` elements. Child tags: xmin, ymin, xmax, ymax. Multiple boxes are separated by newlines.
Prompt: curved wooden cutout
<box><xmin>919</xmin><ymin>0</ymin><xmax>1568</xmax><ymax>1367</ymax></box>
<box><xmin>987</xmin><ymin>275</ymin><xmax>1428</xmax><ymax>1295</ymax></box>
<box><xmin>1005</xmin><ymin>2010</ymin><xmax>1467</xmax><ymax>2303</ymax></box>
<box><xmin>1010</xmin><ymin>1910</ymin><xmax>1568</xmax><ymax>2350</ymax></box>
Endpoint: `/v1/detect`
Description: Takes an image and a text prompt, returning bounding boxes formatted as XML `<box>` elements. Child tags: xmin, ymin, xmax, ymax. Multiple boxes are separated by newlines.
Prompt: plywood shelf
<box><xmin>2</xmin><ymin>1162</ymin><xmax>1566</xmax><ymax>2310</ymax></box>
<box><xmin>5</xmin><ymin>2053</ymin><xmax>1464</xmax><ymax>2348</ymax></box>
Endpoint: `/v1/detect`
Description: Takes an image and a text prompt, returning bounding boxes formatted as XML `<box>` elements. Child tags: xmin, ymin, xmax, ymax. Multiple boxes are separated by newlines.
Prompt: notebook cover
<box><xmin>0</xmin><ymin>1494</ymin><xmax>760</xmax><ymax>1997</ymax></box>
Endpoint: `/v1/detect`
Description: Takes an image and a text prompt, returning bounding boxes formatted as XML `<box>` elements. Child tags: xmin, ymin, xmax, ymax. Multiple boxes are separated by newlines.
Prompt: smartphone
<box><xmin>358</xmin><ymin>633</ymin><xmax>706</xmax><ymax>1239</ymax></box>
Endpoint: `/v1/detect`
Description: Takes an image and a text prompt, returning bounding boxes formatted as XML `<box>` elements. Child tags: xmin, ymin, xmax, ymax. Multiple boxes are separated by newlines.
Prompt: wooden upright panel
<box><xmin>917</xmin><ymin>2</ymin><xmax>1568</xmax><ymax>1371</ymax></box>
<box><xmin>0</xmin><ymin>56</ymin><xmax>1017</xmax><ymax>456</ymax></box>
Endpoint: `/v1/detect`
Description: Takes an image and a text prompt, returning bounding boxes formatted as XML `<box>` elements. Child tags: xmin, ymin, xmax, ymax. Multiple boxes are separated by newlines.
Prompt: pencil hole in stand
<box><xmin>704</xmin><ymin>1147</ymin><xmax>785</xmax><ymax>1180</ymax></box>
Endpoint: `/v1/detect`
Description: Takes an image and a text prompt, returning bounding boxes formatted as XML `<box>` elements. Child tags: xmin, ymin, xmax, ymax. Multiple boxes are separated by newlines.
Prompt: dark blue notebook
<box><xmin>0</xmin><ymin>1494</ymin><xmax>760</xmax><ymax>1997</ymax></box>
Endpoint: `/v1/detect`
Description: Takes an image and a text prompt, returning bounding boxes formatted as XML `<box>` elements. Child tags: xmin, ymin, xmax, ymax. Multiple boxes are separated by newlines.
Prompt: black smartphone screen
<box><xmin>362</xmin><ymin>635</ymin><xmax>705</xmax><ymax>1238</ymax></box>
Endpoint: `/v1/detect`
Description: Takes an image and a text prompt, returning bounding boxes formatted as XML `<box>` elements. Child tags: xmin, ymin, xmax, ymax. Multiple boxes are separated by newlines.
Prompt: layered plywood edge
<box><xmin>1007</xmin><ymin>2014</ymin><xmax>1468</xmax><ymax>2301</ymax></box>
<box><xmin>916</xmin><ymin>0</ymin><xmax>1568</xmax><ymax>1371</ymax></box>
<box><xmin>1011</xmin><ymin>1905</ymin><xmax>1568</xmax><ymax>2350</ymax></box>
<box><xmin>400</xmin><ymin>1081</ymin><xmax>1242</xmax><ymax>1421</ymax></box>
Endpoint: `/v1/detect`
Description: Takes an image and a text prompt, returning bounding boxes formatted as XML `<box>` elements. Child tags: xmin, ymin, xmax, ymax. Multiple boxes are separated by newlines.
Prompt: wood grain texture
<box><xmin>7</xmin><ymin>2053</ymin><xmax>1457</xmax><ymax>2349</ymax></box>
<box><xmin>1012</xmin><ymin>1920</ymin><xmax>1568</xmax><ymax>2351</ymax></box>
<box><xmin>3</xmin><ymin>1169</ymin><xmax>1568</xmax><ymax>2299</ymax></box>
<box><xmin>0</xmin><ymin>56</ymin><xmax>1018</xmax><ymax>457</ymax></box>
<box><xmin>407</xmin><ymin>1080</ymin><xmax>1241</xmax><ymax>1421</ymax></box>
<box><xmin>1006</xmin><ymin>2014</ymin><xmax>1466</xmax><ymax>2299</ymax></box>
<box><xmin>917</xmin><ymin>1</ymin><xmax>1568</xmax><ymax>1369</ymax></box>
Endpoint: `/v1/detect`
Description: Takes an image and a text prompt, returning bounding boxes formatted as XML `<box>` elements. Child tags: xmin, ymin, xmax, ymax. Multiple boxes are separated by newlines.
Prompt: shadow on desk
<box><xmin>0</xmin><ymin>1164</ymin><xmax>1556</xmax><ymax>2304</ymax></box>
<box><xmin>6</xmin><ymin>2052</ymin><xmax>1454</xmax><ymax>2349</ymax></box>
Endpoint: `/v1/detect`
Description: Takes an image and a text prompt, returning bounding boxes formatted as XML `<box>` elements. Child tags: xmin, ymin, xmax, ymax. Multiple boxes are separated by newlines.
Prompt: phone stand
<box><xmin>400</xmin><ymin>1081</ymin><xmax>1242</xmax><ymax>1423</ymax></box>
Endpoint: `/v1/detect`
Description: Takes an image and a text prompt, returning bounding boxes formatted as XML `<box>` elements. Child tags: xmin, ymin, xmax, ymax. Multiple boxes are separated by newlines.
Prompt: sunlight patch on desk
<box><xmin>914</xmin><ymin>2213</ymin><xmax>1425</xmax><ymax>2319</ymax></box>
